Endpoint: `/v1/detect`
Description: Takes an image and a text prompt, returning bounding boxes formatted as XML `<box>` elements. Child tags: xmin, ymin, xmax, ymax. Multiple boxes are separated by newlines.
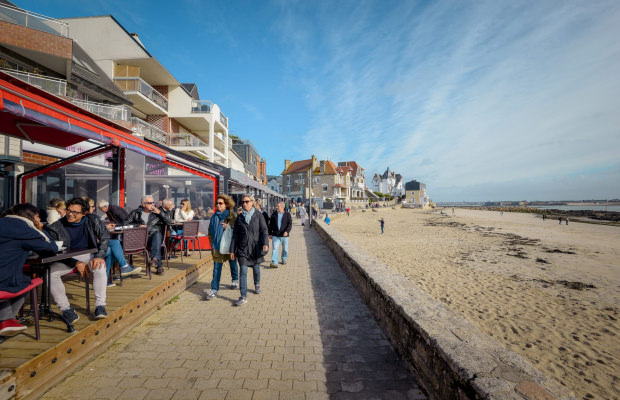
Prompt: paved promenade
<box><xmin>41</xmin><ymin>221</ymin><xmax>426</xmax><ymax>400</ymax></box>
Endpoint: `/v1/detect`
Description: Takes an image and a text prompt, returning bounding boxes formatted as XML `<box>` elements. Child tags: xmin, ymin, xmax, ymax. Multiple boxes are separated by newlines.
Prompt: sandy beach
<box><xmin>330</xmin><ymin>208</ymin><xmax>619</xmax><ymax>399</ymax></box>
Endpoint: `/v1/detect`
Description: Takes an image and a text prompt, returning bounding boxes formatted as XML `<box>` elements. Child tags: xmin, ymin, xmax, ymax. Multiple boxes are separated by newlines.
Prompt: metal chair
<box><xmin>161</xmin><ymin>225</ymin><xmax>169</xmax><ymax>269</ymax></box>
<box><xmin>171</xmin><ymin>221</ymin><xmax>202</xmax><ymax>262</ymax></box>
<box><xmin>0</xmin><ymin>278</ymin><xmax>43</xmax><ymax>340</ymax></box>
<box><xmin>122</xmin><ymin>227</ymin><xmax>151</xmax><ymax>280</ymax></box>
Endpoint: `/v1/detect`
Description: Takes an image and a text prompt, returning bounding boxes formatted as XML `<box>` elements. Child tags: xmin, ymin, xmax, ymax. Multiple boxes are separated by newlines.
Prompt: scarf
<box><xmin>242</xmin><ymin>207</ymin><xmax>255</xmax><ymax>224</ymax></box>
<box><xmin>209</xmin><ymin>209</ymin><xmax>229</xmax><ymax>250</ymax></box>
<box><xmin>4</xmin><ymin>215</ymin><xmax>51</xmax><ymax>242</ymax></box>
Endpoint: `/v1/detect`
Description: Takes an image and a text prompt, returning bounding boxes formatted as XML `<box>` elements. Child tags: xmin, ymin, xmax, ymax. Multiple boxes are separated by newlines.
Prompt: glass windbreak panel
<box><xmin>144</xmin><ymin>157</ymin><xmax>215</xmax><ymax>220</ymax></box>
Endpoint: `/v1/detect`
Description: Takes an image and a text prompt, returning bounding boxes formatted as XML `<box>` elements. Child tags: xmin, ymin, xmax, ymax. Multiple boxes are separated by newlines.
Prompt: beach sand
<box><xmin>330</xmin><ymin>208</ymin><xmax>619</xmax><ymax>399</ymax></box>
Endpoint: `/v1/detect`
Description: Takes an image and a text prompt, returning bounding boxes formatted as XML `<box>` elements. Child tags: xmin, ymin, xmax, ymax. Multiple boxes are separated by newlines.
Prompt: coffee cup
<box><xmin>55</xmin><ymin>240</ymin><xmax>63</xmax><ymax>249</ymax></box>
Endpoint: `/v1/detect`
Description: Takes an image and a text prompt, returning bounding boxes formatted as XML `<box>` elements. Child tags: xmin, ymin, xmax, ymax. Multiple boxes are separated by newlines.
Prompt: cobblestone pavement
<box><xmin>41</xmin><ymin>222</ymin><xmax>426</xmax><ymax>400</ymax></box>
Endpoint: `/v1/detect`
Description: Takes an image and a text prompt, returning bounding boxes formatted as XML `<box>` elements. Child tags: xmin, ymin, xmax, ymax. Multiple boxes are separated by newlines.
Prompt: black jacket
<box><xmin>105</xmin><ymin>204</ymin><xmax>129</xmax><ymax>224</ymax></box>
<box><xmin>269</xmin><ymin>211</ymin><xmax>292</xmax><ymax>237</ymax></box>
<box><xmin>230</xmin><ymin>210</ymin><xmax>269</xmax><ymax>266</ymax></box>
<box><xmin>45</xmin><ymin>214</ymin><xmax>110</xmax><ymax>265</ymax></box>
<box><xmin>124</xmin><ymin>206</ymin><xmax>173</xmax><ymax>237</ymax></box>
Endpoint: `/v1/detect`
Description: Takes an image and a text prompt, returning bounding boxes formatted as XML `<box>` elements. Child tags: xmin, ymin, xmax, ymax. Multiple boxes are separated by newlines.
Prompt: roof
<box><xmin>312</xmin><ymin>160</ymin><xmax>338</xmax><ymax>175</ymax></box>
<box><xmin>395</xmin><ymin>174</ymin><xmax>403</xmax><ymax>183</ymax></box>
<box><xmin>339</xmin><ymin>161</ymin><xmax>363</xmax><ymax>175</ymax></box>
<box><xmin>181</xmin><ymin>83</ymin><xmax>199</xmax><ymax>100</ymax></box>
<box><xmin>405</xmin><ymin>180</ymin><xmax>425</xmax><ymax>191</ymax></box>
<box><xmin>335</xmin><ymin>166</ymin><xmax>351</xmax><ymax>175</ymax></box>
<box><xmin>282</xmin><ymin>158</ymin><xmax>313</xmax><ymax>175</ymax></box>
<box><xmin>70</xmin><ymin>42</ymin><xmax>132</xmax><ymax>105</ymax></box>
<box><xmin>381</xmin><ymin>167</ymin><xmax>395</xmax><ymax>179</ymax></box>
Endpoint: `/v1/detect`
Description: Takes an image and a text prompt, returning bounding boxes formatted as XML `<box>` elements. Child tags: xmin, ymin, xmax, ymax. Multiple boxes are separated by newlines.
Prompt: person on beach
<box><xmin>542</xmin><ymin>214</ymin><xmax>546</xmax><ymax>221</ymax></box>
<box><xmin>346</xmin><ymin>207</ymin><xmax>350</xmax><ymax>217</ymax></box>
<box><xmin>268</xmin><ymin>201</ymin><xmax>292</xmax><ymax>268</ymax></box>
<box><xmin>204</xmin><ymin>194</ymin><xmax>239</xmax><ymax>300</ymax></box>
<box><xmin>558</xmin><ymin>216</ymin><xmax>562</xmax><ymax>224</ymax></box>
<box><xmin>379</xmin><ymin>217</ymin><xmax>385</xmax><ymax>234</ymax></box>
<box><xmin>566</xmin><ymin>217</ymin><xmax>569</xmax><ymax>225</ymax></box>
<box><xmin>230</xmin><ymin>194</ymin><xmax>269</xmax><ymax>306</ymax></box>
<box><xmin>324</xmin><ymin>214</ymin><xmax>331</xmax><ymax>225</ymax></box>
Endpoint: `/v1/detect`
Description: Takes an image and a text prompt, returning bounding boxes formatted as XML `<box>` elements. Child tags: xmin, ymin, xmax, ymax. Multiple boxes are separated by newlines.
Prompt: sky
<box><xmin>16</xmin><ymin>0</ymin><xmax>620</xmax><ymax>202</ymax></box>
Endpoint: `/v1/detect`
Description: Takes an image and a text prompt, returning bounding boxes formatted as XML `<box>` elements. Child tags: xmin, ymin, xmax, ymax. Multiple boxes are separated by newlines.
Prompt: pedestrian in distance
<box><xmin>204</xmin><ymin>194</ymin><xmax>239</xmax><ymax>300</ymax></box>
<box><xmin>268</xmin><ymin>202</ymin><xmax>292</xmax><ymax>268</ymax></box>
<box><xmin>542</xmin><ymin>214</ymin><xmax>546</xmax><ymax>221</ymax></box>
<box><xmin>299</xmin><ymin>203</ymin><xmax>307</xmax><ymax>226</ymax></box>
<box><xmin>379</xmin><ymin>217</ymin><xmax>385</xmax><ymax>234</ymax></box>
<box><xmin>230</xmin><ymin>194</ymin><xmax>269</xmax><ymax>306</ymax></box>
<box><xmin>324</xmin><ymin>214</ymin><xmax>331</xmax><ymax>225</ymax></box>
<box><xmin>566</xmin><ymin>217</ymin><xmax>569</xmax><ymax>225</ymax></box>
<box><xmin>346</xmin><ymin>207</ymin><xmax>350</xmax><ymax>216</ymax></box>
<box><xmin>559</xmin><ymin>216</ymin><xmax>562</xmax><ymax>224</ymax></box>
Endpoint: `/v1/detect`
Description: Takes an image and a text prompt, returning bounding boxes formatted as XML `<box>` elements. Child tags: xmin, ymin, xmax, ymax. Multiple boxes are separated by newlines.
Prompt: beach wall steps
<box><xmin>312</xmin><ymin>221</ymin><xmax>576</xmax><ymax>400</ymax></box>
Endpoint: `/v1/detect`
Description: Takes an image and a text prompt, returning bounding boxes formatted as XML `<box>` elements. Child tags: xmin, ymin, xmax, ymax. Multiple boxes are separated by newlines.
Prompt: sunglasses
<box><xmin>144</xmin><ymin>201</ymin><xmax>155</xmax><ymax>204</ymax></box>
<box><xmin>241</xmin><ymin>200</ymin><xmax>253</xmax><ymax>204</ymax></box>
<box><xmin>216</xmin><ymin>201</ymin><xmax>225</xmax><ymax>205</ymax></box>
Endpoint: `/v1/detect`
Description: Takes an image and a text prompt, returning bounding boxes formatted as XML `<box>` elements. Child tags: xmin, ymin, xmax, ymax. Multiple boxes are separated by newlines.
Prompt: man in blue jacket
<box><xmin>268</xmin><ymin>202</ymin><xmax>292</xmax><ymax>268</ymax></box>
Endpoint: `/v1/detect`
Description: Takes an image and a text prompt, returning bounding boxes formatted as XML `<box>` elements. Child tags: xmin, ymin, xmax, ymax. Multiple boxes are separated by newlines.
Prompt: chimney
<box><xmin>311</xmin><ymin>155</ymin><xmax>318</xmax><ymax>170</ymax></box>
<box><xmin>284</xmin><ymin>159</ymin><xmax>291</xmax><ymax>170</ymax></box>
<box><xmin>320</xmin><ymin>160</ymin><xmax>325</xmax><ymax>175</ymax></box>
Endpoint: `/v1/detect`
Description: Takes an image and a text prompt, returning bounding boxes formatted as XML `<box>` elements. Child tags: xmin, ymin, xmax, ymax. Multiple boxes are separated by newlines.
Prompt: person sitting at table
<box><xmin>46</xmin><ymin>198</ymin><xmax>66</xmax><ymax>225</ymax></box>
<box><xmin>172</xmin><ymin>199</ymin><xmax>194</xmax><ymax>255</ymax></box>
<box><xmin>96</xmin><ymin>200</ymin><xmax>140</xmax><ymax>285</ymax></box>
<box><xmin>125</xmin><ymin>195</ymin><xmax>173</xmax><ymax>276</ymax></box>
<box><xmin>0</xmin><ymin>204</ymin><xmax>59</xmax><ymax>335</ymax></box>
<box><xmin>82</xmin><ymin>197</ymin><xmax>97</xmax><ymax>215</ymax></box>
<box><xmin>45</xmin><ymin>198</ymin><xmax>110</xmax><ymax>321</ymax></box>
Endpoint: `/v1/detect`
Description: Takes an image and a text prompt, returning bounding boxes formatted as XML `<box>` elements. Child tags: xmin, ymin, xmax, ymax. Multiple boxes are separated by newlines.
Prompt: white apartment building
<box><xmin>63</xmin><ymin>15</ymin><xmax>231</xmax><ymax>167</ymax></box>
<box><xmin>371</xmin><ymin>167</ymin><xmax>404</xmax><ymax>197</ymax></box>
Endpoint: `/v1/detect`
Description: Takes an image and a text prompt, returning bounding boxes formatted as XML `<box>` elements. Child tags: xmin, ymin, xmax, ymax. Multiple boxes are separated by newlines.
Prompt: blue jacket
<box><xmin>0</xmin><ymin>217</ymin><xmax>58</xmax><ymax>293</ymax></box>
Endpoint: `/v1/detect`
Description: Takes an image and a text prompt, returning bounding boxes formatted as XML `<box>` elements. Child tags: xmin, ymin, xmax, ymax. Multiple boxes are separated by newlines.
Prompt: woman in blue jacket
<box><xmin>0</xmin><ymin>204</ymin><xmax>58</xmax><ymax>335</ymax></box>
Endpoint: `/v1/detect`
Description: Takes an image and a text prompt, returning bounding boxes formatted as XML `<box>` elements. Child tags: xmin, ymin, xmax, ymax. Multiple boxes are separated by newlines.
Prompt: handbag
<box><xmin>219</xmin><ymin>225</ymin><xmax>232</xmax><ymax>254</ymax></box>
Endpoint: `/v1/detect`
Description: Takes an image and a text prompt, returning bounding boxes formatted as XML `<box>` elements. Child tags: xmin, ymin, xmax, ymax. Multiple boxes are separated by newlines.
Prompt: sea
<box><xmin>531</xmin><ymin>205</ymin><xmax>620</xmax><ymax>212</ymax></box>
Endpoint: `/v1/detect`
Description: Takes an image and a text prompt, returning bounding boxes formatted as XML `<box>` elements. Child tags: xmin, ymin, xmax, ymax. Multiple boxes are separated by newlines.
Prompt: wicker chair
<box><xmin>171</xmin><ymin>221</ymin><xmax>202</xmax><ymax>262</ymax></box>
<box><xmin>121</xmin><ymin>227</ymin><xmax>151</xmax><ymax>280</ymax></box>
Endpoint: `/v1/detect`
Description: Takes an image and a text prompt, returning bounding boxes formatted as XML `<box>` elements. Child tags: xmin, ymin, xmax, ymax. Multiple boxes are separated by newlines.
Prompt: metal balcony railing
<box><xmin>168</xmin><ymin>133</ymin><xmax>209</xmax><ymax>148</ymax></box>
<box><xmin>219</xmin><ymin>111</ymin><xmax>228</xmax><ymax>128</ymax></box>
<box><xmin>70</xmin><ymin>99</ymin><xmax>131</xmax><ymax>123</ymax></box>
<box><xmin>0</xmin><ymin>3</ymin><xmax>69</xmax><ymax>37</ymax></box>
<box><xmin>2</xmin><ymin>69</ymin><xmax>66</xmax><ymax>97</ymax></box>
<box><xmin>114</xmin><ymin>77</ymin><xmax>168</xmax><ymax>111</ymax></box>
<box><xmin>190</xmin><ymin>100</ymin><xmax>213</xmax><ymax>113</ymax></box>
<box><xmin>131</xmin><ymin>117</ymin><xmax>167</xmax><ymax>145</ymax></box>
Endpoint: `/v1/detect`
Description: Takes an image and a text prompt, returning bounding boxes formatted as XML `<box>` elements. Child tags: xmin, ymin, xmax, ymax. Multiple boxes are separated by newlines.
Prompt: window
<box><xmin>322</xmin><ymin>184</ymin><xmax>328</xmax><ymax>193</ymax></box>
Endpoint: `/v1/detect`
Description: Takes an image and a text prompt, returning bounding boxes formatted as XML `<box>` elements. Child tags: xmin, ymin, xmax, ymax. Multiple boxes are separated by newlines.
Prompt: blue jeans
<box><xmin>239</xmin><ymin>264</ymin><xmax>260</xmax><ymax>298</ymax></box>
<box><xmin>271</xmin><ymin>236</ymin><xmax>289</xmax><ymax>264</ymax></box>
<box><xmin>105</xmin><ymin>239</ymin><xmax>128</xmax><ymax>277</ymax></box>
<box><xmin>211</xmin><ymin>259</ymin><xmax>239</xmax><ymax>292</ymax></box>
<box><xmin>148</xmin><ymin>231</ymin><xmax>163</xmax><ymax>266</ymax></box>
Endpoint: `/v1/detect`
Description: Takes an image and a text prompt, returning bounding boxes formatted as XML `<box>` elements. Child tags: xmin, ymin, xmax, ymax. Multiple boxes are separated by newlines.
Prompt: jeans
<box><xmin>49</xmin><ymin>254</ymin><xmax>106</xmax><ymax>310</ymax></box>
<box><xmin>211</xmin><ymin>259</ymin><xmax>239</xmax><ymax>292</ymax></box>
<box><xmin>271</xmin><ymin>236</ymin><xmax>289</xmax><ymax>264</ymax></box>
<box><xmin>239</xmin><ymin>264</ymin><xmax>260</xmax><ymax>298</ymax></box>
<box><xmin>105</xmin><ymin>240</ymin><xmax>128</xmax><ymax>278</ymax></box>
<box><xmin>0</xmin><ymin>295</ymin><xmax>26</xmax><ymax>321</ymax></box>
<box><xmin>148</xmin><ymin>231</ymin><xmax>163</xmax><ymax>266</ymax></box>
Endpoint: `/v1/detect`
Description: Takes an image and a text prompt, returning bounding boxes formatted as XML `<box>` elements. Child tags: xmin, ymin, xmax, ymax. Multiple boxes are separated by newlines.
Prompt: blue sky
<box><xmin>17</xmin><ymin>0</ymin><xmax>620</xmax><ymax>201</ymax></box>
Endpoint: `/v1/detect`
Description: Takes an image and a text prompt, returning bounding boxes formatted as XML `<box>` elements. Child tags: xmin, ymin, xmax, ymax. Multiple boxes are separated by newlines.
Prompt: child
<box><xmin>379</xmin><ymin>218</ymin><xmax>384</xmax><ymax>234</ymax></box>
<box><xmin>324</xmin><ymin>214</ymin><xmax>331</xmax><ymax>225</ymax></box>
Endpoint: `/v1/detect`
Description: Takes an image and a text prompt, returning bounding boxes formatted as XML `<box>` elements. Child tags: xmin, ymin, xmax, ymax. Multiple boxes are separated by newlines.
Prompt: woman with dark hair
<box><xmin>0</xmin><ymin>204</ymin><xmax>58</xmax><ymax>335</ymax></box>
<box><xmin>204</xmin><ymin>194</ymin><xmax>239</xmax><ymax>300</ymax></box>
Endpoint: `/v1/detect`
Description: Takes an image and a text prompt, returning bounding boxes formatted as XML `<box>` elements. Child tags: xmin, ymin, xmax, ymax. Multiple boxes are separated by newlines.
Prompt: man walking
<box><xmin>269</xmin><ymin>202</ymin><xmax>292</xmax><ymax>268</ymax></box>
<box><xmin>299</xmin><ymin>203</ymin><xmax>307</xmax><ymax>226</ymax></box>
<box><xmin>125</xmin><ymin>196</ymin><xmax>173</xmax><ymax>275</ymax></box>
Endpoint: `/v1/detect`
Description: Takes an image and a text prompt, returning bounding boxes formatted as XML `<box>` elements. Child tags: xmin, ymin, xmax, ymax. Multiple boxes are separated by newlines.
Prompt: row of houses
<box><xmin>0</xmin><ymin>1</ymin><xmax>277</xmax><ymax>213</ymax></box>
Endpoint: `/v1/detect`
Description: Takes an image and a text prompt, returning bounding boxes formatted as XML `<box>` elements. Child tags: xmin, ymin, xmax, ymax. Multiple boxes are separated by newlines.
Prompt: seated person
<box><xmin>172</xmin><ymin>199</ymin><xmax>195</xmax><ymax>254</ymax></box>
<box><xmin>125</xmin><ymin>196</ymin><xmax>172</xmax><ymax>275</ymax></box>
<box><xmin>97</xmin><ymin>200</ymin><xmax>140</xmax><ymax>284</ymax></box>
<box><xmin>46</xmin><ymin>198</ymin><xmax>66</xmax><ymax>225</ymax></box>
<box><xmin>0</xmin><ymin>204</ymin><xmax>59</xmax><ymax>335</ymax></box>
<box><xmin>45</xmin><ymin>198</ymin><xmax>109</xmax><ymax>321</ymax></box>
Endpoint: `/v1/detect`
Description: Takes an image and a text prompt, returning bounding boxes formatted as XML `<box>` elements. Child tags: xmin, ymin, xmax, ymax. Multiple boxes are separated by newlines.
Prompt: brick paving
<box><xmin>41</xmin><ymin>221</ymin><xmax>426</xmax><ymax>400</ymax></box>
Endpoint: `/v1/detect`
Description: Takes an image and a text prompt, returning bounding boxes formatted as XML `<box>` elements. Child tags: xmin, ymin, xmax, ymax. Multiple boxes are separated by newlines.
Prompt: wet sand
<box><xmin>331</xmin><ymin>208</ymin><xmax>619</xmax><ymax>399</ymax></box>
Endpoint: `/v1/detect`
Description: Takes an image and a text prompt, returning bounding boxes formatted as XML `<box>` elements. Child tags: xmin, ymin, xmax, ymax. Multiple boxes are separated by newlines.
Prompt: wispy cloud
<box><xmin>273</xmin><ymin>0</ymin><xmax>620</xmax><ymax>200</ymax></box>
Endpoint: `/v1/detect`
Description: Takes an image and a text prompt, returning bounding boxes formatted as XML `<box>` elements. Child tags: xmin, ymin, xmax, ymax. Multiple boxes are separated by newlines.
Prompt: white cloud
<box><xmin>274</xmin><ymin>0</ymin><xmax>620</xmax><ymax>200</ymax></box>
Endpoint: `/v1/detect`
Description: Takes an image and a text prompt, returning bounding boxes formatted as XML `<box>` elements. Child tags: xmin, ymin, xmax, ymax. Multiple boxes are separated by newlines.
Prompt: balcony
<box><xmin>0</xmin><ymin>3</ymin><xmax>69</xmax><ymax>37</ymax></box>
<box><xmin>2</xmin><ymin>68</ymin><xmax>66</xmax><ymax>97</ymax></box>
<box><xmin>213</xmin><ymin>135</ymin><xmax>226</xmax><ymax>155</ymax></box>
<box><xmin>131</xmin><ymin>117</ymin><xmax>167</xmax><ymax>145</ymax></box>
<box><xmin>168</xmin><ymin>132</ymin><xmax>209</xmax><ymax>149</ymax></box>
<box><xmin>191</xmin><ymin>100</ymin><xmax>213</xmax><ymax>113</ymax></box>
<box><xmin>70</xmin><ymin>99</ymin><xmax>131</xmax><ymax>124</ymax></box>
<box><xmin>219</xmin><ymin>111</ymin><xmax>228</xmax><ymax>128</ymax></box>
<box><xmin>114</xmin><ymin>77</ymin><xmax>168</xmax><ymax>113</ymax></box>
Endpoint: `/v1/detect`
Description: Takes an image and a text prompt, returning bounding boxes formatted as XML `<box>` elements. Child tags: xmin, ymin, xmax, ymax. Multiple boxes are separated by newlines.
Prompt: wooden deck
<box><xmin>0</xmin><ymin>252</ymin><xmax>213</xmax><ymax>400</ymax></box>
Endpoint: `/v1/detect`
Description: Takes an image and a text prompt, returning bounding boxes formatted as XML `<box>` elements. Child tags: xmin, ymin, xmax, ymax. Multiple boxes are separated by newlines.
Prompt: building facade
<box><xmin>372</xmin><ymin>167</ymin><xmax>404</xmax><ymax>197</ymax></box>
<box><xmin>404</xmin><ymin>180</ymin><xmax>430</xmax><ymax>208</ymax></box>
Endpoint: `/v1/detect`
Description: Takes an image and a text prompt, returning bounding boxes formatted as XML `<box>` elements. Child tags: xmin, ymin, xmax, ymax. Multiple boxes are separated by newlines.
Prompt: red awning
<box><xmin>0</xmin><ymin>71</ymin><xmax>165</xmax><ymax>160</ymax></box>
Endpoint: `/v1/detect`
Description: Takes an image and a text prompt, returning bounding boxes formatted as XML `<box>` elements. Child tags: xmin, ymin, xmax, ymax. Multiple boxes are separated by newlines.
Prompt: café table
<box><xmin>28</xmin><ymin>248</ymin><xmax>97</xmax><ymax>332</ymax></box>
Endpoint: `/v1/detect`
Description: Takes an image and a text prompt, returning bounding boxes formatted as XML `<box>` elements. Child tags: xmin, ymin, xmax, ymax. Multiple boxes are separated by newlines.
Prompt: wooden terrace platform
<box><xmin>0</xmin><ymin>251</ymin><xmax>213</xmax><ymax>400</ymax></box>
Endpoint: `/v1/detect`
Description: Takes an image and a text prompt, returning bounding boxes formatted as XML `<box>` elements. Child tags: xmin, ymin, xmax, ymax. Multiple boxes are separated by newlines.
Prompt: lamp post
<box><xmin>308</xmin><ymin>168</ymin><xmax>312</xmax><ymax>227</ymax></box>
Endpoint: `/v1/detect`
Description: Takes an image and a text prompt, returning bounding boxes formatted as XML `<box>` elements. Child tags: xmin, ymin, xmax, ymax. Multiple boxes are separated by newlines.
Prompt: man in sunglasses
<box><xmin>45</xmin><ymin>198</ymin><xmax>110</xmax><ymax>321</ymax></box>
<box><xmin>125</xmin><ymin>195</ymin><xmax>173</xmax><ymax>275</ymax></box>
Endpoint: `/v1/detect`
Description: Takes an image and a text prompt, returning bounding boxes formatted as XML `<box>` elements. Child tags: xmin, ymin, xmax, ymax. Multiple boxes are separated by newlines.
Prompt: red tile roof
<box><xmin>312</xmin><ymin>160</ymin><xmax>338</xmax><ymax>175</ymax></box>
<box><xmin>282</xmin><ymin>159</ymin><xmax>313</xmax><ymax>175</ymax></box>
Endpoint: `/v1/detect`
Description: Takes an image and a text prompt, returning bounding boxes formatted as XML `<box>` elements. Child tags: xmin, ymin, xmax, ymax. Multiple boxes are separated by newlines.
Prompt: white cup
<box><xmin>55</xmin><ymin>240</ymin><xmax>63</xmax><ymax>249</ymax></box>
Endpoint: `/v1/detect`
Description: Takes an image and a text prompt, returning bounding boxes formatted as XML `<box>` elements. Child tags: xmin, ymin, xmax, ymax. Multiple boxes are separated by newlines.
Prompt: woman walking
<box><xmin>230</xmin><ymin>194</ymin><xmax>269</xmax><ymax>306</ymax></box>
<box><xmin>204</xmin><ymin>195</ymin><xmax>239</xmax><ymax>300</ymax></box>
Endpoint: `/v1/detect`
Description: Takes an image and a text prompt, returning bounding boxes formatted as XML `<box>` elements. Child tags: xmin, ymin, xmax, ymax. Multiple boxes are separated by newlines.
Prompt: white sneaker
<box><xmin>204</xmin><ymin>290</ymin><xmax>217</xmax><ymax>300</ymax></box>
<box><xmin>231</xmin><ymin>281</ymin><xmax>239</xmax><ymax>289</ymax></box>
<box><xmin>234</xmin><ymin>297</ymin><xmax>247</xmax><ymax>306</ymax></box>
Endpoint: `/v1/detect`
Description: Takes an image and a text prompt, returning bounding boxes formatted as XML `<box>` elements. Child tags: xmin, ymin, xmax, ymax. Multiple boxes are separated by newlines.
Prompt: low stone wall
<box><xmin>313</xmin><ymin>221</ymin><xmax>575</xmax><ymax>400</ymax></box>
